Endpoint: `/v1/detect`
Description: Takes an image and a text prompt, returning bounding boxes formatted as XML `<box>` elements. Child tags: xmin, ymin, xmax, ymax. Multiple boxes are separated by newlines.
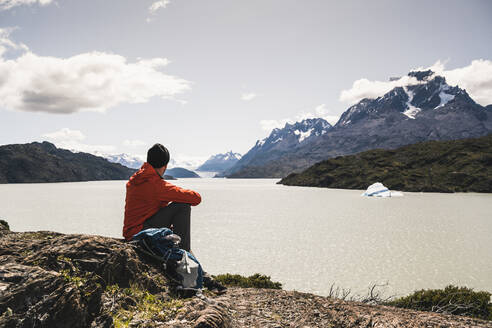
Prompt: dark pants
<box><xmin>143</xmin><ymin>202</ymin><xmax>191</xmax><ymax>251</ymax></box>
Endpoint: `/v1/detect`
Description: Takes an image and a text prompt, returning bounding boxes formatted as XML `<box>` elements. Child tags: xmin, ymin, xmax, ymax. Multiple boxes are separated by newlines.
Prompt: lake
<box><xmin>1</xmin><ymin>179</ymin><xmax>491</xmax><ymax>298</ymax></box>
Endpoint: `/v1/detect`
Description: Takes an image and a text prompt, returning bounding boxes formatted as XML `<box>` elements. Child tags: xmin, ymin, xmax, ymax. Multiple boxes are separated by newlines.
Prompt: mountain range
<box><xmin>225</xmin><ymin>70</ymin><xmax>492</xmax><ymax>178</ymax></box>
<box><xmin>197</xmin><ymin>151</ymin><xmax>242</xmax><ymax>172</ymax></box>
<box><xmin>0</xmin><ymin>142</ymin><xmax>135</xmax><ymax>183</ymax></box>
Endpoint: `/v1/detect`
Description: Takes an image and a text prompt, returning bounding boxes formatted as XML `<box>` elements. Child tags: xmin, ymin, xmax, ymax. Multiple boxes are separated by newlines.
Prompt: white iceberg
<box><xmin>362</xmin><ymin>182</ymin><xmax>403</xmax><ymax>197</ymax></box>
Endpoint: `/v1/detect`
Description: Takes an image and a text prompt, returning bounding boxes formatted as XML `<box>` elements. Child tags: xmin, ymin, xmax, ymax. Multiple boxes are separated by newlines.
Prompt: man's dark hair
<box><xmin>147</xmin><ymin>143</ymin><xmax>170</xmax><ymax>168</ymax></box>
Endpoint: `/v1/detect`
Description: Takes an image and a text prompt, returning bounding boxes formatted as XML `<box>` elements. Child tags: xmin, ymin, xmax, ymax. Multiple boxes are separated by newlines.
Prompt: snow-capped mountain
<box><xmin>226</xmin><ymin>70</ymin><xmax>492</xmax><ymax>178</ymax></box>
<box><xmin>196</xmin><ymin>151</ymin><xmax>242</xmax><ymax>172</ymax></box>
<box><xmin>97</xmin><ymin>152</ymin><xmax>204</xmax><ymax>171</ymax></box>
<box><xmin>337</xmin><ymin>70</ymin><xmax>474</xmax><ymax>126</ymax></box>
<box><xmin>222</xmin><ymin>118</ymin><xmax>332</xmax><ymax>177</ymax></box>
<box><xmin>102</xmin><ymin>153</ymin><xmax>144</xmax><ymax>169</ymax></box>
<box><xmin>255</xmin><ymin>118</ymin><xmax>332</xmax><ymax>149</ymax></box>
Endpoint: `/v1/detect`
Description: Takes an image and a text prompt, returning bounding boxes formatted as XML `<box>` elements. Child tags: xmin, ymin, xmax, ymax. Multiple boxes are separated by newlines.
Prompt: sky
<box><xmin>0</xmin><ymin>0</ymin><xmax>491</xmax><ymax>165</ymax></box>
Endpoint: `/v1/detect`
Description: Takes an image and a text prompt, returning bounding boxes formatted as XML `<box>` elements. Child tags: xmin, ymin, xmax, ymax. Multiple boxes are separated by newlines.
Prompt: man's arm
<box><xmin>157</xmin><ymin>180</ymin><xmax>202</xmax><ymax>206</ymax></box>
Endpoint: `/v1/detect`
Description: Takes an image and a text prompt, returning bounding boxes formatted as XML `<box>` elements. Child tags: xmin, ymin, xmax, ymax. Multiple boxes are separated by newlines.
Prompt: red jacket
<box><xmin>123</xmin><ymin>162</ymin><xmax>201</xmax><ymax>240</ymax></box>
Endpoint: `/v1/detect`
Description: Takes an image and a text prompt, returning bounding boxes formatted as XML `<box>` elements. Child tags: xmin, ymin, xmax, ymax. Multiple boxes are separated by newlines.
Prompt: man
<box><xmin>123</xmin><ymin>143</ymin><xmax>201</xmax><ymax>251</ymax></box>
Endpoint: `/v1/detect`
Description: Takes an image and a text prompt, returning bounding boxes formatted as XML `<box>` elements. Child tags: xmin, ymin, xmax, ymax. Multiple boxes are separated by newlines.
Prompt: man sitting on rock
<box><xmin>123</xmin><ymin>143</ymin><xmax>201</xmax><ymax>251</ymax></box>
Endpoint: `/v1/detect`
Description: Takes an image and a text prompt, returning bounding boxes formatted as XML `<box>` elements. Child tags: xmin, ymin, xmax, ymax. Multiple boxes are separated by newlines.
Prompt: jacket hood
<box><xmin>128</xmin><ymin>162</ymin><xmax>161</xmax><ymax>185</ymax></box>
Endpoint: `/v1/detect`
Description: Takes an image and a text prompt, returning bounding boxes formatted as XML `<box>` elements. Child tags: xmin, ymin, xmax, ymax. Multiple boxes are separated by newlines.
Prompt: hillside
<box><xmin>0</xmin><ymin>142</ymin><xmax>135</xmax><ymax>183</ymax></box>
<box><xmin>227</xmin><ymin>70</ymin><xmax>492</xmax><ymax>178</ymax></box>
<box><xmin>279</xmin><ymin>134</ymin><xmax>492</xmax><ymax>193</ymax></box>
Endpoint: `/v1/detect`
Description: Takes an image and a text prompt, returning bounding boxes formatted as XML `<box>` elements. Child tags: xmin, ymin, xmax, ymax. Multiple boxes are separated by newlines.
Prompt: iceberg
<box><xmin>362</xmin><ymin>182</ymin><xmax>403</xmax><ymax>197</ymax></box>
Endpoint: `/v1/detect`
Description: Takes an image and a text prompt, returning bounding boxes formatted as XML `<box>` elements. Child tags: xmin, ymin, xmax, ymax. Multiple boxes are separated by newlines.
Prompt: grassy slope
<box><xmin>279</xmin><ymin>134</ymin><xmax>492</xmax><ymax>192</ymax></box>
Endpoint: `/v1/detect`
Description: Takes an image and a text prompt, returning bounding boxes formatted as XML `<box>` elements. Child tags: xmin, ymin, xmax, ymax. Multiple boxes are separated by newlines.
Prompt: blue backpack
<box><xmin>131</xmin><ymin>228</ymin><xmax>203</xmax><ymax>290</ymax></box>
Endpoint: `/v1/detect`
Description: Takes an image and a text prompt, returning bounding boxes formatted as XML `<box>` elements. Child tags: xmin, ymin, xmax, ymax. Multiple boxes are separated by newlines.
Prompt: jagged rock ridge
<box><xmin>226</xmin><ymin>70</ymin><xmax>492</xmax><ymax>178</ymax></box>
<box><xmin>223</xmin><ymin>118</ymin><xmax>332</xmax><ymax>177</ymax></box>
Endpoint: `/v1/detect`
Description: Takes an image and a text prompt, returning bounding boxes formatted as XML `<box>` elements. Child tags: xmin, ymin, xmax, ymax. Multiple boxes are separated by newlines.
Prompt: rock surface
<box><xmin>0</xmin><ymin>223</ymin><xmax>228</xmax><ymax>327</ymax></box>
<box><xmin>220</xmin><ymin>288</ymin><xmax>492</xmax><ymax>327</ymax></box>
<box><xmin>1</xmin><ymin>223</ymin><xmax>491</xmax><ymax>327</ymax></box>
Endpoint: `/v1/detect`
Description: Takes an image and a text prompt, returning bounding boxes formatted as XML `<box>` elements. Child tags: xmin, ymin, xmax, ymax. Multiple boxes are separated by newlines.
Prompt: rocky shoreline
<box><xmin>1</xmin><ymin>221</ymin><xmax>491</xmax><ymax>328</ymax></box>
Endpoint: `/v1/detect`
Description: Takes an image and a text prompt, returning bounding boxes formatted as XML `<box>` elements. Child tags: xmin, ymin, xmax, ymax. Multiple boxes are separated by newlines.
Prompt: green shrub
<box><xmin>0</xmin><ymin>219</ymin><xmax>9</xmax><ymax>231</ymax></box>
<box><xmin>213</xmin><ymin>273</ymin><xmax>282</xmax><ymax>289</ymax></box>
<box><xmin>386</xmin><ymin>285</ymin><xmax>492</xmax><ymax>320</ymax></box>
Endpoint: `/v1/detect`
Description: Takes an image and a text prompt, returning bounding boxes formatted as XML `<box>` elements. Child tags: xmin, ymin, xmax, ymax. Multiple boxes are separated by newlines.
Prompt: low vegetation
<box><xmin>213</xmin><ymin>273</ymin><xmax>282</xmax><ymax>289</ymax></box>
<box><xmin>323</xmin><ymin>282</ymin><xmax>492</xmax><ymax>321</ymax></box>
<box><xmin>386</xmin><ymin>285</ymin><xmax>492</xmax><ymax>321</ymax></box>
<box><xmin>0</xmin><ymin>219</ymin><xmax>9</xmax><ymax>230</ymax></box>
<box><xmin>279</xmin><ymin>134</ymin><xmax>492</xmax><ymax>192</ymax></box>
<box><xmin>105</xmin><ymin>284</ymin><xmax>183</xmax><ymax>328</ymax></box>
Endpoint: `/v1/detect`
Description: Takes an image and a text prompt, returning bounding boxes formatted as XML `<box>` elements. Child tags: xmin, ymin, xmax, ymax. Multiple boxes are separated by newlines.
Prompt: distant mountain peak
<box><xmin>96</xmin><ymin>152</ymin><xmax>144</xmax><ymax>169</ymax></box>
<box><xmin>196</xmin><ymin>150</ymin><xmax>242</xmax><ymax>172</ymax></box>
<box><xmin>336</xmin><ymin>71</ymin><xmax>476</xmax><ymax>127</ymax></box>
<box><xmin>408</xmin><ymin>69</ymin><xmax>434</xmax><ymax>81</ymax></box>
<box><xmin>256</xmin><ymin>118</ymin><xmax>332</xmax><ymax>148</ymax></box>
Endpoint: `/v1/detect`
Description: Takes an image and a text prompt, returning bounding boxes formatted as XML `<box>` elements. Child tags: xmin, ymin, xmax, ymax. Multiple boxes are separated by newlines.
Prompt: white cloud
<box><xmin>440</xmin><ymin>59</ymin><xmax>492</xmax><ymax>106</ymax></box>
<box><xmin>168</xmin><ymin>154</ymin><xmax>208</xmax><ymax>170</ymax></box>
<box><xmin>0</xmin><ymin>29</ymin><xmax>191</xmax><ymax>114</ymax></box>
<box><xmin>123</xmin><ymin>139</ymin><xmax>146</xmax><ymax>147</ymax></box>
<box><xmin>42</xmin><ymin>128</ymin><xmax>116</xmax><ymax>153</ymax></box>
<box><xmin>260</xmin><ymin>104</ymin><xmax>339</xmax><ymax>132</ymax></box>
<box><xmin>339</xmin><ymin>75</ymin><xmax>421</xmax><ymax>105</ymax></box>
<box><xmin>339</xmin><ymin>59</ymin><xmax>492</xmax><ymax>106</ymax></box>
<box><xmin>241</xmin><ymin>92</ymin><xmax>257</xmax><ymax>101</ymax></box>
<box><xmin>149</xmin><ymin>0</ymin><xmax>170</xmax><ymax>14</ymax></box>
<box><xmin>0</xmin><ymin>0</ymin><xmax>52</xmax><ymax>11</ymax></box>
<box><xmin>43</xmin><ymin>127</ymin><xmax>86</xmax><ymax>142</ymax></box>
<box><xmin>313</xmin><ymin>104</ymin><xmax>340</xmax><ymax>125</ymax></box>
<box><xmin>0</xmin><ymin>28</ymin><xmax>28</xmax><ymax>56</ymax></box>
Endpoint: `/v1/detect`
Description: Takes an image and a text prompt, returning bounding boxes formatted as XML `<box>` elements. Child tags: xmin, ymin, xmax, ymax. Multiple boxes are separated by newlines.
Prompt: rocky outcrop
<box><xmin>0</xmin><ymin>222</ymin><xmax>229</xmax><ymax>327</ymax></box>
<box><xmin>1</xmin><ymin>222</ymin><xmax>491</xmax><ymax>328</ymax></box>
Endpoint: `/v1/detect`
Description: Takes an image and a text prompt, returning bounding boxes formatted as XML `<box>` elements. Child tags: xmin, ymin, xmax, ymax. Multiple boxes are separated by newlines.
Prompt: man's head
<box><xmin>147</xmin><ymin>143</ymin><xmax>170</xmax><ymax>169</ymax></box>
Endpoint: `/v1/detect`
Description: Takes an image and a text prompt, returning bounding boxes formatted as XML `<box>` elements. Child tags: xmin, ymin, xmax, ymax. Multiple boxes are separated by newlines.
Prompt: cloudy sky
<box><xmin>0</xmin><ymin>0</ymin><xmax>491</xmax><ymax>164</ymax></box>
